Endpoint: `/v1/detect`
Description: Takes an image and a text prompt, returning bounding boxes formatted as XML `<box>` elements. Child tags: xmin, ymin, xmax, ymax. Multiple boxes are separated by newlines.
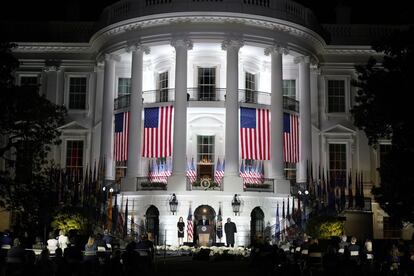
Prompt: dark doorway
<box><xmin>193</xmin><ymin>205</ymin><xmax>216</xmax><ymax>245</ymax></box>
<box><xmin>250</xmin><ymin>207</ymin><xmax>264</xmax><ymax>245</ymax></box>
<box><xmin>145</xmin><ymin>205</ymin><xmax>159</xmax><ymax>245</ymax></box>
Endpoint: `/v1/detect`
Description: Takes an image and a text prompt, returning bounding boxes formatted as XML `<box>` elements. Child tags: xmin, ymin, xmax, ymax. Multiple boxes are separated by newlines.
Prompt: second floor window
<box><xmin>327</xmin><ymin>80</ymin><xmax>345</xmax><ymax>113</ymax></box>
<box><xmin>158</xmin><ymin>72</ymin><xmax>168</xmax><ymax>102</ymax></box>
<box><xmin>118</xmin><ymin>78</ymin><xmax>131</xmax><ymax>97</ymax></box>
<box><xmin>198</xmin><ymin>68</ymin><xmax>216</xmax><ymax>101</ymax></box>
<box><xmin>245</xmin><ymin>72</ymin><xmax>256</xmax><ymax>103</ymax></box>
<box><xmin>283</xmin><ymin>80</ymin><xmax>296</xmax><ymax>99</ymax></box>
<box><xmin>69</xmin><ymin>77</ymin><xmax>87</xmax><ymax>110</ymax></box>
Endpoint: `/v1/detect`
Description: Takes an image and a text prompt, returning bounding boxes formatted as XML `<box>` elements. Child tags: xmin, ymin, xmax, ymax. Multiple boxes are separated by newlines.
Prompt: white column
<box><xmin>126</xmin><ymin>44</ymin><xmax>150</xmax><ymax>179</ymax></box>
<box><xmin>265</xmin><ymin>46</ymin><xmax>288</xmax><ymax>180</ymax></box>
<box><xmin>168</xmin><ymin>39</ymin><xmax>193</xmax><ymax>191</ymax></box>
<box><xmin>296</xmin><ymin>56</ymin><xmax>312</xmax><ymax>183</ymax></box>
<box><xmin>100</xmin><ymin>54</ymin><xmax>117</xmax><ymax>181</ymax></box>
<box><xmin>222</xmin><ymin>39</ymin><xmax>244</xmax><ymax>192</ymax></box>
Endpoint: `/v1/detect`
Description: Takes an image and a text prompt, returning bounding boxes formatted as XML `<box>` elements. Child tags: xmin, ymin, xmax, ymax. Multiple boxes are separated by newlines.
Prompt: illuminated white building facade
<box><xmin>6</xmin><ymin>0</ymin><xmax>410</xmax><ymax>244</ymax></box>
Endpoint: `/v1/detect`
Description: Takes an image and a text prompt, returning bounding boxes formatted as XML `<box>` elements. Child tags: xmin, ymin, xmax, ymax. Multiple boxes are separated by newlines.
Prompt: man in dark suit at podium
<box><xmin>198</xmin><ymin>215</ymin><xmax>209</xmax><ymax>226</ymax></box>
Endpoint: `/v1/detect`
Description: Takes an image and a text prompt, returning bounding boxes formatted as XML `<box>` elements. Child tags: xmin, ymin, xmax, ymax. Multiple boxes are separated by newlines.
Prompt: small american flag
<box><xmin>283</xmin><ymin>112</ymin><xmax>299</xmax><ymax>163</ymax></box>
<box><xmin>240</xmin><ymin>107</ymin><xmax>270</xmax><ymax>160</ymax></box>
<box><xmin>214</xmin><ymin>158</ymin><xmax>224</xmax><ymax>184</ymax></box>
<box><xmin>187</xmin><ymin>206</ymin><xmax>193</xmax><ymax>242</ymax></box>
<box><xmin>114</xmin><ymin>112</ymin><xmax>129</xmax><ymax>162</ymax></box>
<box><xmin>142</xmin><ymin>106</ymin><xmax>173</xmax><ymax>158</ymax></box>
<box><xmin>186</xmin><ymin>157</ymin><xmax>197</xmax><ymax>183</ymax></box>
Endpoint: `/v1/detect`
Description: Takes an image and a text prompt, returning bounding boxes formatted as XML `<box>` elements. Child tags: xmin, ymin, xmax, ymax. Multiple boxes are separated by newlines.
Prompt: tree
<box><xmin>0</xmin><ymin>42</ymin><xmax>66</xmax><ymax>235</ymax></box>
<box><xmin>351</xmin><ymin>28</ymin><xmax>414</xmax><ymax>225</ymax></box>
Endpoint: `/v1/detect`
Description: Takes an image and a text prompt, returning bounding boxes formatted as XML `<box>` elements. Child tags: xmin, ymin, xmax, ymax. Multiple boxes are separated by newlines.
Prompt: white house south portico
<box><xmin>7</xmin><ymin>0</ymin><xmax>398</xmax><ymax>245</ymax></box>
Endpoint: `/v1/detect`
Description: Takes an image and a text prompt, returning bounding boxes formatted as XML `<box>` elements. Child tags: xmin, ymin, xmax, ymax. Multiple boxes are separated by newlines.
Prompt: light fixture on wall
<box><xmin>231</xmin><ymin>194</ymin><xmax>241</xmax><ymax>216</ymax></box>
<box><xmin>169</xmin><ymin>193</ymin><xmax>178</xmax><ymax>215</ymax></box>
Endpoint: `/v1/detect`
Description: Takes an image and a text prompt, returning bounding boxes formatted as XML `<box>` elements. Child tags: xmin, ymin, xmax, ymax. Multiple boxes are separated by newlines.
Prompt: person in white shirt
<box><xmin>57</xmin><ymin>230</ymin><xmax>68</xmax><ymax>252</ymax></box>
<box><xmin>47</xmin><ymin>233</ymin><xmax>58</xmax><ymax>254</ymax></box>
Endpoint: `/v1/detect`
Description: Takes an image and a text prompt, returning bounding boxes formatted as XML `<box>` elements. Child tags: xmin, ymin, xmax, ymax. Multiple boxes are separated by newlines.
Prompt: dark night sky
<box><xmin>0</xmin><ymin>0</ymin><xmax>412</xmax><ymax>24</ymax></box>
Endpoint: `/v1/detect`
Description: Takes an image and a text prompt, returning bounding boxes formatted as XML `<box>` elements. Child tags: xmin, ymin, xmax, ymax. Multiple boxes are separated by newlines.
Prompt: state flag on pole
<box><xmin>240</xmin><ymin>107</ymin><xmax>270</xmax><ymax>160</ymax></box>
<box><xmin>142</xmin><ymin>106</ymin><xmax>173</xmax><ymax>158</ymax></box>
<box><xmin>114</xmin><ymin>112</ymin><xmax>130</xmax><ymax>162</ymax></box>
<box><xmin>283</xmin><ymin>112</ymin><xmax>299</xmax><ymax>163</ymax></box>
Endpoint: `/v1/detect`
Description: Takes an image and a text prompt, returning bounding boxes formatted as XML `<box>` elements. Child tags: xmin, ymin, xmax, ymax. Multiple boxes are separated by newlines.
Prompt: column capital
<box><xmin>171</xmin><ymin>38</ymin><xmax>193</xmax><ymax>50</ymax></box>
<box><xmin>126</xmin><ymin>42</ymin><xmax>150</xmax><ymax>54</ymax></box>
<box><xmin>264</xmin><ymin>45</ymin><xmax>289</xmax><ymax>56</ymax></box>
<box><xmin>221</xmin><ymin>39</ymin><xmax>244</xmax><ymax>51</ymax></box>
<box><xmin>294</xmin><ymin>55</ymin><xmax>317</xmax><ymax>65</ymax></box>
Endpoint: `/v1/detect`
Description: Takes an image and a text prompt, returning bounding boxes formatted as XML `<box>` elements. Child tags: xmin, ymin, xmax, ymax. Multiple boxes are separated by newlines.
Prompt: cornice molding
<box><xmin>15</xmin><ymin>43</ymin><xmax>91</xmax><ymax>53</ymax></box>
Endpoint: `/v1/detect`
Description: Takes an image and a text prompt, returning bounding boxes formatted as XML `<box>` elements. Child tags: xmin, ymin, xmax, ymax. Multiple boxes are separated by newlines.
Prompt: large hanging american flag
<box><xmin>283</xmin><ymin>112</ymin><xmax>299</xmax><ymax>163</ymax></box>
<box><xmin>142</xmin><ymin>106</ymin><xmax>173</xmax><ymax>158</ymax></box>
<box><xmin>114</xmin><ymin>112</ymin><xmax>130</xmax><ymax>162</ymax></box>
<box><xmin>240</xmin><ymin>107</ymin><xmax>270</xmax><ymax>160</ymax></box>
<box><xmin>187</xmin><ymin>206</ymin><xmax>193</xmax><ymax>242</ymax></box>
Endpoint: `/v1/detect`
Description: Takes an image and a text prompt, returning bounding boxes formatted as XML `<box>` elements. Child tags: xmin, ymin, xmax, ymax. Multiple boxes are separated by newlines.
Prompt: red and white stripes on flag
<box><xmin>114</xmin><ymin>112</ymin><xmax>130</xmax><ymax>162</ymax></box>
<box><xmin>142</xmin><ymin>106</ymin><xmax>173</xmax><ymax>158</ymax></box>
<box><xmin>240</xmin><ymin>107</ymin><xmax>270</xmax><ymax>160</ymax></box>
<box><xmin>283</xmin><ymin>112</ymin><xmax>299</xmax><ymax>163</ymax></box>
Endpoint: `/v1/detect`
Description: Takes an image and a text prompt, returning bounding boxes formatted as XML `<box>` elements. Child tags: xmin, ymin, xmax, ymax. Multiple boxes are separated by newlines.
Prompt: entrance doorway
<box><xmin>250</xmin><ymin>207</ymin><xmax>264</xmax><ymax>245</ymax></box>
<box><xmin>145</xmin><ymin>205</ymin><xmax>159</xmax><ymax>244</ymax></box>
<box><xmin>193</xmin><ymin>205</ymin><xmax>216</xmax><ymax>245</ymax></box>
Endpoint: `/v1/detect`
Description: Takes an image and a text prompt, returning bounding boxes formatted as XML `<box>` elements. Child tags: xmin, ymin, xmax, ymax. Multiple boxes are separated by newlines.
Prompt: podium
<box><xmin>197</xmin><ymin>225</ymin><xmax>211</xmax><ymax>247</ymax></box>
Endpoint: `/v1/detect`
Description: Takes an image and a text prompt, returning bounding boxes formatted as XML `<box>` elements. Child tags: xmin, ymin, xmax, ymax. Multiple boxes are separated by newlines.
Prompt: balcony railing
<box><xmin>114</xmin><ymin>95</ymin><xmax>130</xmax><ymax>110</ymax></box>
<box><xmin>243</xmin><ymin>178</ymin><xmax>274</xmax><ymax>193</ymax></box>
<box><xmin>186</xmin><ymin>177</ymin><xmax>222</xmax><ymax>191</ymax></box>
<box><xmin>187</xmin><ymin>87</ymin><xmax>226</xmax><ymax>102</ymax></box>
<box><xmin>114</xmin><ymin>89</ymin><xmax>299</xmax><ymax>112</ymax></box>
<box><xmin>136</xmin><ymin>177</ymin><xmax>167</xmax><ymax>191</ymax></box>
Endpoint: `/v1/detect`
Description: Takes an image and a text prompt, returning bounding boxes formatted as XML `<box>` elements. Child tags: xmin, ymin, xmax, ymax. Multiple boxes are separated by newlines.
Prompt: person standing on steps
<box><xmin>177</xmin><ymin>217</ymin><xmax>185</xmax><ymax>246</ymax></box>
<box><xmin>224</xmin><ymin>218</ymin><xmax>237</xmax><ymax>247</ymax></box>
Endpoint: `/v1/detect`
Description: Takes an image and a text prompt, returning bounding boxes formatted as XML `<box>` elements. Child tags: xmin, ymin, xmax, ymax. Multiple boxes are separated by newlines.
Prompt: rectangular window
<box><xmin>379</xmin><ymin>144</ymin><xmax>392</xmax><ymax>168</ymax></box>
<box><xmin>329</xmin><ymin>143</ymin><xmax>347</xmax><ymax>186</ymax></box>
<box><xmin>158</xmin><ymin>72</ymin><xmax>169</xmax><ymax>102</ymax></box>
<box><xmin>198</xmin><ymin>68</ymin><xmax>216</xmax><ymax>101</ymax></box>
<box><xmin>20</xmin><ymin>76</ymin><xmax>38</xmax><ymax>86</ymax></box>
<box><xmin>197</xmin><ymin>135</ymin><xmax>215</xmax><ymax>180</ymax></box>
<box><xmin>69</xmin><ymin>77</ymin><xmax>87</xmax><ymax>109</ymax></box>
<box><xmin>283</xmin><ymin>80</ymin><xmax>296</xmax><ymax>99</ymax></box>
<box><xmin>66</xmin><ymin>140</ymin><xmax>84</xmax><ymax>174</ymax></box>
<box><xmin>327</xmin><ymin>80</ymin><xmax>345</xmax><ymax>113</ymax></box>
<box><xmin>245</xmin><ymin>72</ymin><xmax>257</xmax><ymax>103</ymax></box>
<box><xmin>284</xmin><ymin>162</ymin><xmax>297</xmax><ymax>181</ymax></box>
<box><xmin>118</xmin><ymin>78</ymin><xmax>131</xmax><ymax>97</ymax></box>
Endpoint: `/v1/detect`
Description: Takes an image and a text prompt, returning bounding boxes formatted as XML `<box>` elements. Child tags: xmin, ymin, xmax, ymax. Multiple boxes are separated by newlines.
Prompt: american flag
<box><xmin>283</xmin><ymin>112</ymin><xmax>299</xmax><ymax>163</ymax></box>
<box><xmin>186</xmin><ymin>157</ymin><xmax>197</xmax><ymax>183</ymax></box>
<box><xmin>148</xmin><ymin>159</ymin><xmax>171</xmax><ymax>183</ymax></box>
<box><xmin>187</xmin><ymin>206</ymin><xmax>193</xmax><ymax>242</ymax></box>
<box><xmin>240</xmin><ymin>107</ymin><xmax>270</xmax><ymax>160</ymax></box>
<box><xmin>142</xmin><ymin>106</ymin><xmax>173</xmax><ymax>158</ymax></box>
<box><xmin>214</xmin><ymin>158</ymin><xmax>224</xmax><ymax>184</ymax></box>
<box><xmin>240</xmin><ymin>160</ymin><xmax>264</xmax><ymax>184</ymax></box>
<box><xmin>114</xmin><ymin>112</ymin><xmax>130</xmax><ymax>162</ymax></box>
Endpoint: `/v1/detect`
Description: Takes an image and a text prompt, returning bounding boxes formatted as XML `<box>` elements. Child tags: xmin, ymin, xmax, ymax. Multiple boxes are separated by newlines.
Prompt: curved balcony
<box><xmin>98</xmin><ymin>0</ymin><xmax>322</xmax><ymax>35</ymax></box>
<box><xmin>114</xmin><ymin>88</ymin><xmax>299</xmax><ymax>112</ymax></box>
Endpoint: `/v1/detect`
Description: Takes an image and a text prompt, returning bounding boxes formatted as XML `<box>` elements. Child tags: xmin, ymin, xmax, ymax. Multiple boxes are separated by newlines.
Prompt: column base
<box><xmin>167</xmin><ymin>174</ymin><xmax>187</xmax><ymax>191</ymax></box>
<box><xmin>223</xmin><ymin>175</ymin><xmax>243</xmax><ymax>193</ymax></box>
<box><xmin>121</xmin><ymin>177</ymin><xmax>136</xmax><ymax>192</ymax></box>
<box><xmin>274</xmin><ymin>179</ymin><xmax>291</xmax><ymax>195</ymax></box>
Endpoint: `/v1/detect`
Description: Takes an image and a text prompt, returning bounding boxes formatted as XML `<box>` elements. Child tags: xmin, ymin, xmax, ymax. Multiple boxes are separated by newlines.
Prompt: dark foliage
<box><xmin>351</xmin><ymin>28</ymin><xmax>414</xmax><ymax>225</ymax></box>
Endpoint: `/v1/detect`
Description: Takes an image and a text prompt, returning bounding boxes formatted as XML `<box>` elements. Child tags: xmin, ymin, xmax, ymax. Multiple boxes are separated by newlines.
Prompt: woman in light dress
<box><xmin>46</xmin><ymin>232</ymin><xmax>58</xmax><ymax>254</ymax></box>
<box><xmin>57</xmin><ymin>230</ymin><xmax>69</xmax><ymax>252</ymax></box>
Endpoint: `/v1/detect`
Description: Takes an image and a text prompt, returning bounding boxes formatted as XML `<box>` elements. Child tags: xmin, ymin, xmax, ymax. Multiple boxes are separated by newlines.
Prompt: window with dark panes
<box><xmin>69</xmin><ymin>77</ymin><xmax>87</xmax><ymax>109</ymax></box>
<box><xmin>379</xmin><ymin>144</ymin><xmax>392</xmax><ymax>168</ymax></box>
<box><xmin>66</xmin><ymin>140</ymin><xmax>84</xmax><ymax>175</ymax></box>
<box><xmin>283</xmin><ymin>79</ymin><xmax>296</xmax><ymax>99</ymax></box>
<box><xmin>159</xmin><ymin>72</ymin><xmax>169</xmax><ymax>102</ymax></box>
<box><xmin>118</xmin><ymin>78</ymin><xmax>131</xmax><ymax>97</ymax></box>
<box><xmin>245</xmin><ymin>72</ymin><xmax>256</xmax><ymax>103</ymax></box>
<box><xmin>327</xmin><ymin>80</ymin><xmax>345</xmax><ymax>113</ymax></box>
<box><xmin>329</xmin><ymin>143</ymin><xmax>347</xmax><ymax>186</ymax></box>
<box><xmin>198</xmin><ymin>68</ymin><xmax>216</xmax><ymax>101</ymax></box>
<box><xmin>20</xmin><ymin>76</ymin><xmax>38</xmax><ymax>86</ymax></box>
